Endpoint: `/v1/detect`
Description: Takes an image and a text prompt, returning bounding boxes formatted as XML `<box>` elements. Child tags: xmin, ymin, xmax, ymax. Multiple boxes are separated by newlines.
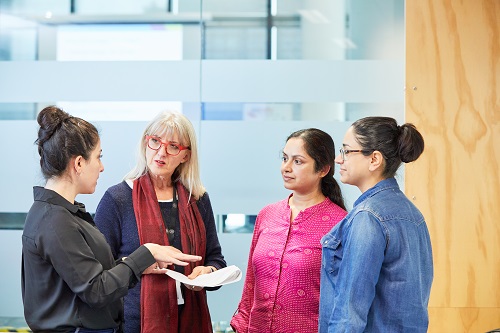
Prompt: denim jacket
<box><xmin>319</xmin><ymin>178</ymin><xmax>433</xmax><ymax>333</ymax></box>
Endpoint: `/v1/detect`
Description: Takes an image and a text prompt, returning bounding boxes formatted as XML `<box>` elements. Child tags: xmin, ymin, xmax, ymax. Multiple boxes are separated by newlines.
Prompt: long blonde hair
<box><xmin>124</xmin><ymin>111</ymin><xmax>206</xmax><ymax>199</ymax></box>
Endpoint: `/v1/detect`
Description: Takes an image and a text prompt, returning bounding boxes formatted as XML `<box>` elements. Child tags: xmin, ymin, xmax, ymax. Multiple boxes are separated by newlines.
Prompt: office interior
<box><xmin>0</xmin><ymin>0</ymin><xmax>498</xmax><ymax>332</ymax></box>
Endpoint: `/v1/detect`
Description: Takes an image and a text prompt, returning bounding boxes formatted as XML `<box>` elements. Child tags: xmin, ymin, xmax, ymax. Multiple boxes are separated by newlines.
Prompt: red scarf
<box><xmin>133</xmin><ymin>174</ymin><xmax>212</xmax><ymax>333</ymax></box>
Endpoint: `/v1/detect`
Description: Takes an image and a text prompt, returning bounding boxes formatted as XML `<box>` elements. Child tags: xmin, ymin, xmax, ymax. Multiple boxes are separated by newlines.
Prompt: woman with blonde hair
<box><xmin>95</xmin><ymin>111</ymin><xmax>226</xmax><ymax>333</ymax></box>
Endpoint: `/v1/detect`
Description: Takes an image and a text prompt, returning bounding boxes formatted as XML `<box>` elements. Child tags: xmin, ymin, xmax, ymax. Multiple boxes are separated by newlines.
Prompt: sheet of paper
<box><xmin>165</xmin><ymin>265</ymin><xmax>242</xmax><ymax>287</ymax></box>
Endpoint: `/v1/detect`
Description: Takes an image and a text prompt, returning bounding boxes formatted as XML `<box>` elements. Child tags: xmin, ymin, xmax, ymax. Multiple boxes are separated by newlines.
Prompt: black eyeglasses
<box><xmin>339</xmin><ymin>148</ymin><xmax>372</xmax><ymax>161</ymax></box>
<box><xmin>146</xmin><ymin>135</ymin><xmax>190</xmax><ymax>156</ymax></box>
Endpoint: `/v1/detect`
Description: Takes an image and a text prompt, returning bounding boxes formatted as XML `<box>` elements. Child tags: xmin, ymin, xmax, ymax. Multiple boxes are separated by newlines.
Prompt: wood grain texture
<box><xmin>429</xmin><ymin>308</ymin><xmax>500</xmax><ymax>332</ymax></box>
<box><xmin>406</xmin><ymin>0</ymin><xmax>500</xmax><ymax>331</ymax></box>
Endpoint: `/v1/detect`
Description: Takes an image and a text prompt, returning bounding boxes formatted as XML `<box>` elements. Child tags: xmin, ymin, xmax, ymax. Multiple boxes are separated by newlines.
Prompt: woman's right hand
<box><xmin>142</xmin><ymin>262</ymin><xmax>167</xmax><ymax>275</ymax></box>
<box><xmin>144</xmin><ymin>243</ymin><xmax>202</xmax><ymax>268</ymax></box>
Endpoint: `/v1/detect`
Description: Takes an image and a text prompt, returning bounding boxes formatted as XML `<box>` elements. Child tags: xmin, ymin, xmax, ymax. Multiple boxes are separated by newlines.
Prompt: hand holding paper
<box><xmin>165</xmin><ymin>265</ymin><xmax>242</xmax><ymax>287</ymax></box>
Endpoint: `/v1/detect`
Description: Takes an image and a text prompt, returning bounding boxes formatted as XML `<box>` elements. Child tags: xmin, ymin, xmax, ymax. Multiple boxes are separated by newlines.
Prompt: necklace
<box><xmin>161</xmin><ymin>185</ymin><xmax>178</xmax><ymax>244</ymax></box>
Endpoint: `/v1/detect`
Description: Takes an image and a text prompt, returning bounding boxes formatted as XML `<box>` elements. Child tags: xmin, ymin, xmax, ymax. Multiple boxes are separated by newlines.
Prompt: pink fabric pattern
<box><xmin>231</xmin><ymin>195</ymin><xmax>347</xmax><ymax>333</ymax></box>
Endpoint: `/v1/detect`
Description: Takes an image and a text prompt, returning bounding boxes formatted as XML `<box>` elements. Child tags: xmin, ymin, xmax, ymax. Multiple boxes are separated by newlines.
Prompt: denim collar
<box><xmin>353</xmin><ymin>177</ymin><xmax>400</xmax><ymax>208</ymax></box>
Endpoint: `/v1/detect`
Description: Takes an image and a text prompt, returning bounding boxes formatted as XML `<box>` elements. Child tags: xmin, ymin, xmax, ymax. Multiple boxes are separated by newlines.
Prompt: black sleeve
<box><xmin>38</xmin><ymin>207</ymin><xmax>155</xmax><ymax>307</ymax></box>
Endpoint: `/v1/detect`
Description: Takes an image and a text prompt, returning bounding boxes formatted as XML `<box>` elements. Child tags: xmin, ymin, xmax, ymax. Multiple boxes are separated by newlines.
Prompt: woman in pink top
<box><xmin>231</xmin><ymin>128</ymin><xmax>347</xmax><ymax>333</ymax></box>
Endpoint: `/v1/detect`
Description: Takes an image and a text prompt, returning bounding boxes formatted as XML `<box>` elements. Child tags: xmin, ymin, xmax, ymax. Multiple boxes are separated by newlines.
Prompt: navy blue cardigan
<box><xmin>94</xmin><ymin>181</ymin><xmax>226</xmax><ymax>333</ymax></box>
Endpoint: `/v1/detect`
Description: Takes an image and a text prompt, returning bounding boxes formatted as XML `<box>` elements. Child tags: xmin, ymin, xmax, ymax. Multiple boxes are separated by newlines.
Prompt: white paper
<box><xmin>165</xmin><ymin>265</ymin><xmax>242</xmax><ymax>287</ymax></box>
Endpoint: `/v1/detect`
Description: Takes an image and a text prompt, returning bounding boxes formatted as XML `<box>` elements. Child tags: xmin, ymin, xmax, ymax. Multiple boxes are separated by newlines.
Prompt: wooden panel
<box><xmin>428</xmin><ymin>308</ymin><xmax>500</xmax><ymax>333</ymax></box>
<box><xmin>405</xmin><ymin>0</ymin><xmax>500</xmax><ymax>331</ymax></box>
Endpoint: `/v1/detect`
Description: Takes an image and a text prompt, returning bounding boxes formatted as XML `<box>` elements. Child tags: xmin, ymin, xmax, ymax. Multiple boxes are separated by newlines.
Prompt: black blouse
<box><xmin>21</xmin><ymin>187</ymin><xmax>155</xmax><ymax>332</ymax></box>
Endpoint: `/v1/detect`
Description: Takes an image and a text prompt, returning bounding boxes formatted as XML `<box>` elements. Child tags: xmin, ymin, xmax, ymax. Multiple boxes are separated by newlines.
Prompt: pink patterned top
<box><xmin>231</xmin><ymin>195</ymin><xmax>347</xmax><ymax>333</ymax></box>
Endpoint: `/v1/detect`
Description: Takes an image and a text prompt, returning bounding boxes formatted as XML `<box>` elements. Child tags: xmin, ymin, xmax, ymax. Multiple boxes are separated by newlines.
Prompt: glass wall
<box><xmin>0</xmin><ymin>0</ymin><xmax>405</xmax><ymax>325</ymax></box>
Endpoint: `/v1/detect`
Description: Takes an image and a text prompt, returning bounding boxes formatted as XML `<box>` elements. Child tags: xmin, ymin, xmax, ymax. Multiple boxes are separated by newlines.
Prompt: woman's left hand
<box><xmin>183</xmin><ymin>266</ymin><xmax>216</xmax><ymax>291</ymax></box>
<box><xmin>187</xmin><ymin>265</ymin><xmax>214</xmax><ymax>279</ymax></box>
<box><xmin>184</xmin><ymin>283</ymin><xmax>203</xmax><ymax>292</ymax></box>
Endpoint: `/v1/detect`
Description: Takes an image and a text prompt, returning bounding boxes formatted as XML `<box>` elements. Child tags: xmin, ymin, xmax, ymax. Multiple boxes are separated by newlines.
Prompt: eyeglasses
<box><xmin>339</xmin><ymin>148</ymin><xmax>372</xmax><ymax>161</ymax></box>
<box><xmin>146</xmin><ymin>135</ymin><xmax>190</xmax><ymax>156</ymax></box>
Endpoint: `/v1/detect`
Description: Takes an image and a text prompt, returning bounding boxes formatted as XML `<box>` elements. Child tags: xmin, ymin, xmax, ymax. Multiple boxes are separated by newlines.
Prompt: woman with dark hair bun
<box><xmin>22</xmin><ymin>106</ymin><xmax>201</xmax><ymax>333</ymax></box>
<box><xmin>231</xmin><ymin>128</ymin><xmax>347</xmax><ymax>333</ymax></box>
<box><xmin>319</xmin><ymin>116</ymin><xmax>433</xmax><ymax>333</ymax></box>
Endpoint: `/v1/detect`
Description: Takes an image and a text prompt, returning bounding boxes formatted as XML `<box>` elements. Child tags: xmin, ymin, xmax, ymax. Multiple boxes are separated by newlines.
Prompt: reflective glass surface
<box><xmin>0</xmin><ymin>2</ymin><xmax>405</xmax><ymax>324</ymax></box>
<box><xmin>0</xmin><ymin>0</ymin><xmax>405</xmax><ymax>213</ymax></box>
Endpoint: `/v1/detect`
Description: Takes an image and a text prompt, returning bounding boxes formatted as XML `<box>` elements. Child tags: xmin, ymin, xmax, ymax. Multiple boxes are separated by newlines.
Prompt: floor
<box><xmin>0</xmin><ymin>317</ymin><xmax>31</xmax><ymax>332</ymax></box>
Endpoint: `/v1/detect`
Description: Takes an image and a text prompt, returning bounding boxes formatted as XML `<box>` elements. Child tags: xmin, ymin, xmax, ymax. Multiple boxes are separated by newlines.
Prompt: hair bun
<box><xmin>35</xmin><ymin>105</ymin><xmax>99</xmax><ymax>180</ymax></box>
<box><xmin>398</xmin><ymin>123</ymin><xmax>424</xmax><ymax>163</ymax></box>
<box><xmin>36</xmin><ymin>106</ymin><xmax>71</xmax><ymax>146</ymax></box>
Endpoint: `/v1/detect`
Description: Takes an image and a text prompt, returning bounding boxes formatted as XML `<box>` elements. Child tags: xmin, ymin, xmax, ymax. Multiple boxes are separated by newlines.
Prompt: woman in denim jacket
<box><xmin>319</xmin><ymin>116</ymin><xmax>433</xmax><ymax>333</ymax></box>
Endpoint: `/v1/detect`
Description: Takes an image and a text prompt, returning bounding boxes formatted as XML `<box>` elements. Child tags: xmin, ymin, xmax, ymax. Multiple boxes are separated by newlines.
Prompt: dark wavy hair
<box><xmin>35</xmin><ymin>105</ymin><xmax>100</xmax><ymax>180</ymax></box>
<box><xmin>351</xmin><ymin>116</ymin><xmax>425</xmax><ymax>178</ymax></box>
<box><xmin>287</xmin><ymin>128</ymin><xmax>346</xmax><ymax>210</ymax></box>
